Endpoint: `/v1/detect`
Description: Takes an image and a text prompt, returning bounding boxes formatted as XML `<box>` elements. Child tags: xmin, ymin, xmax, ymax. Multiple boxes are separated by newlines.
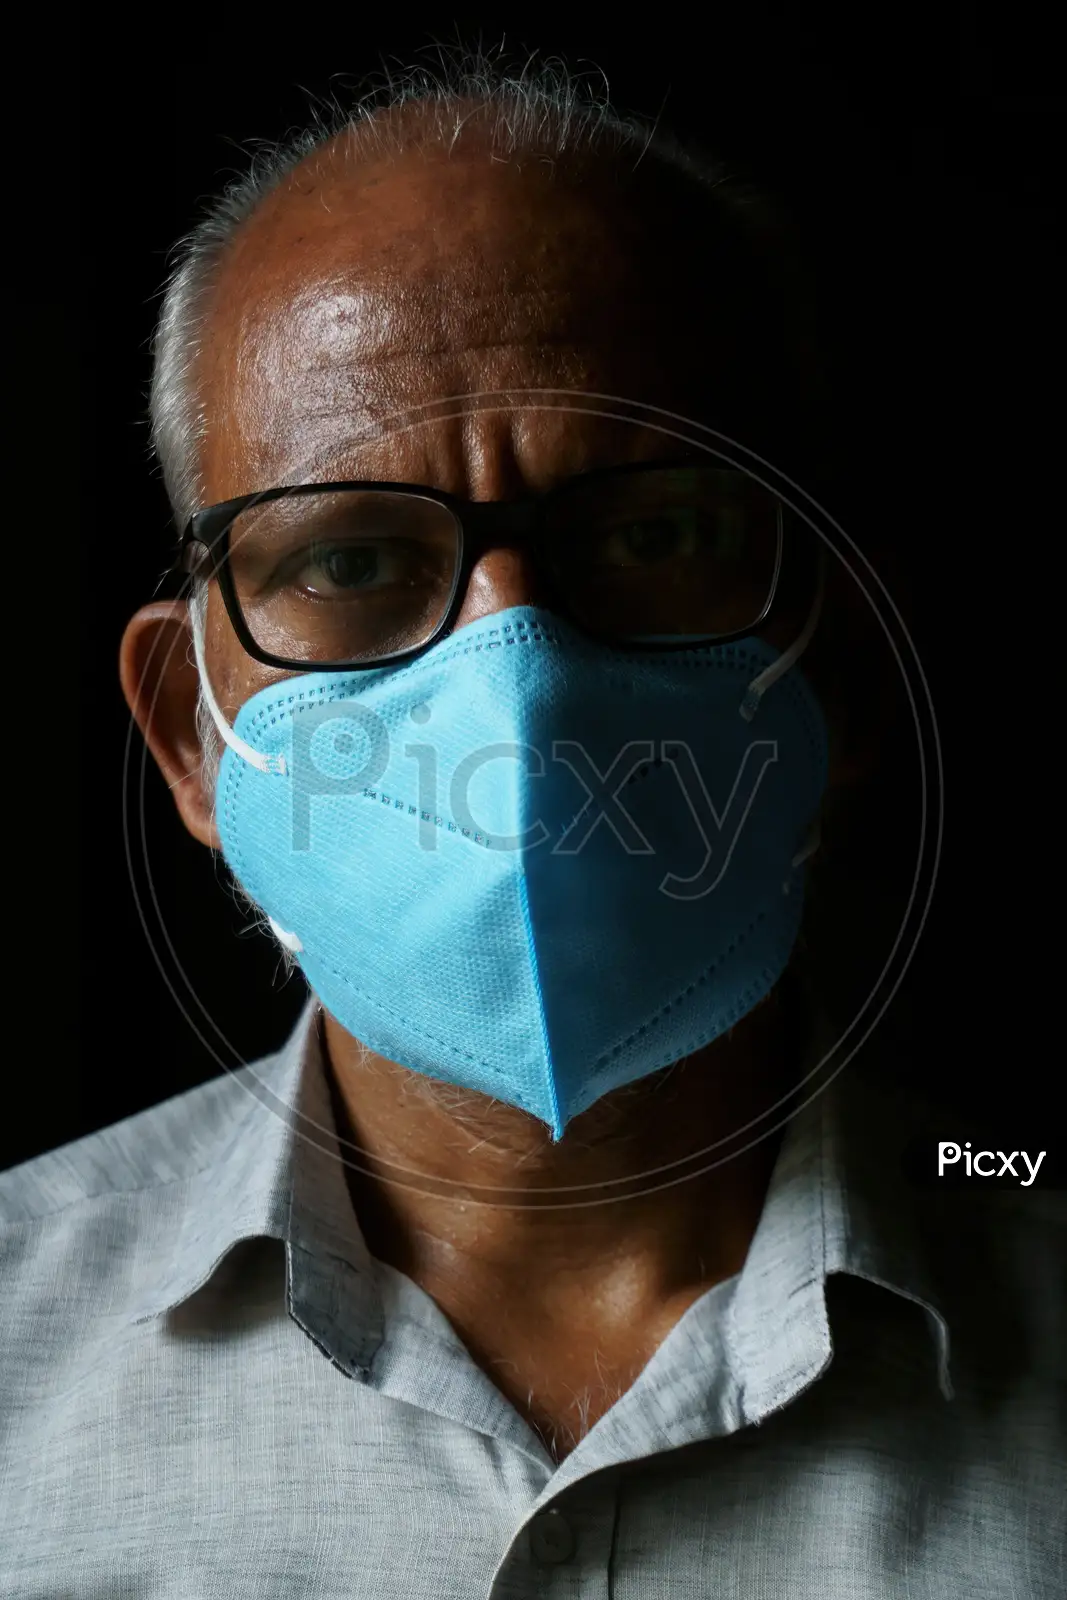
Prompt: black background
<box><xmin>6</xmin><ymin>4</ymin><xmax>1061</xmax><ymax>1170</ymax></box>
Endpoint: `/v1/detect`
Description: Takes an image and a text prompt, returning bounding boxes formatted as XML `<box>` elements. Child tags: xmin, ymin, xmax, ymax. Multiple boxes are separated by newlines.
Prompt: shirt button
<box><xmin>529</xmin><ymin>1508</ymin><xmax>576</xmax><ymax>1565</ymax></box>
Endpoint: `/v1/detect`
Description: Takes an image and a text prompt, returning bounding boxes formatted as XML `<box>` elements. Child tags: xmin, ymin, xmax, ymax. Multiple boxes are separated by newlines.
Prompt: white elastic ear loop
<box><xmin>267</xmin><ymin>918</ymin><xmax>304</xmax><ymax>953</ymax></box>
<box><xmin>190</xmin><ymin>596</ymin><xmax>302</xmax><ymax>951</ymax></box>
<box><xmin>783</xmin><ymin>816</ymin><xmax>822</xmax><ymax>894</ymax></box>
<box><xmin>190</xmin><ymin>598</ymin><xmax>287</xmax><ymax>776</ymax></box>
<box><xmin>740</xmin><ymin>549</ymin><xmax>827</xmax><ymax>723</ymax></box>
<box><xmin>790</xmin><ymin>816</ymin><xmax>822</xmax><ymax>872</ymax></box>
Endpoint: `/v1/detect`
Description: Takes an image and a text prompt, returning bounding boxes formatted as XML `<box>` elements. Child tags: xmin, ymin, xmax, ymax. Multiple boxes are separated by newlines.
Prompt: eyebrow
<box><xmin>246</xmin><ymin>449</ymin><xmax>722</xmax><ymax>507</ymax></box>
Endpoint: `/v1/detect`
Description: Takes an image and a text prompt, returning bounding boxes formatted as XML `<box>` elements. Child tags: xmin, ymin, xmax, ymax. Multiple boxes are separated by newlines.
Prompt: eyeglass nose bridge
<box><xmin>460</xmin><ymin>495</ymin><xmax>541</xmax><ymax>555</ymax></box>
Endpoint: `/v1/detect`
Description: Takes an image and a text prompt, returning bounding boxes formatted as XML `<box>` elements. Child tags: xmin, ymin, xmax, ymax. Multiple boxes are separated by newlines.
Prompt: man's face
<box><xmin>126</xmin><ymin>129</ymin><xmax>838</xmax><ymax>851</ymax></box>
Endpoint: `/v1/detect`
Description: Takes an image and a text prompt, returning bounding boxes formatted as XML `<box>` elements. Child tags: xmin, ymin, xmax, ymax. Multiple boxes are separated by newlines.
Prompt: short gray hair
<box><xmin>149</xmin><ymin>41</ymin><xmax>825</xmax><ymax>526</ymax></box>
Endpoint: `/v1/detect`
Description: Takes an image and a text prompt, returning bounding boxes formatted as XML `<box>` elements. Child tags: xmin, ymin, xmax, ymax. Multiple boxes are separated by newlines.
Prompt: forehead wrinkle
<box><xmin>223</xmin><ymin>390</ymin><xmax>692</xmax><ymax>502</ymax></box>
<box><xmin>226</xmin><ymin>270</ymin><xmax>674</xmax><ymax>424</ymax></box>
<box><xmin>198</xmin><ymin>158</ymin><xmax>722</xmax><ymax>505</ymax></box>
<box><xmin>220</xmin><ymin>301</ymin><xmax>610</xmax><ymax>494</ymax></box>
<box><xmin>212</xmin><ymin>273</ymin><xmax>601</xmax><ymax>482</ymax></box>
<box><xmin>246</xmin><ymin>271</ymin><xmax>617</xmax><ymax>365</ymax></box>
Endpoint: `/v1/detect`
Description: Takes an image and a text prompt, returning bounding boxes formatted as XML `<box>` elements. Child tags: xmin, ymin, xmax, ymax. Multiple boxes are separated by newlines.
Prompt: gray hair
<box><xmin>149</xmin><ymin>41</ymin><xmax>823</xmax><ymax>528</ymax></box>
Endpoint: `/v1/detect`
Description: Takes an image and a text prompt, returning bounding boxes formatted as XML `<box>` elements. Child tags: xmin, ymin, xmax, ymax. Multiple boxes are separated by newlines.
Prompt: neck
<box><xmin>322</xmin><ymin>977</ymin><xmax>805</xmax><ymax>1316</ymax></box>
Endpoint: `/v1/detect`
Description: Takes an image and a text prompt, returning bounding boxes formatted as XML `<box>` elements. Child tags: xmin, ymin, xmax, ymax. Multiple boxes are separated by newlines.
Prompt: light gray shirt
<box><xmin>1</xmin><ymin>1004</ymin><xmax>1063</xmax><ymax>1598</ymax></box>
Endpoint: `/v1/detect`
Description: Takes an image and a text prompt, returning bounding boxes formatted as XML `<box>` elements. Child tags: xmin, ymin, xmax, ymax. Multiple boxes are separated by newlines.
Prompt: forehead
<box><xmin>195</xmin><ymin>141</ymin><xmax>729</xmax><ymax>500</ymax></box>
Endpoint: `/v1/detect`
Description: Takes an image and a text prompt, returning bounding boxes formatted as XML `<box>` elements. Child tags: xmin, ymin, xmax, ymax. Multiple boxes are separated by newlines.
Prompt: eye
<box><xmin>619</xmin><ymin>519</ymin><xmax>691</xmax><ymax>562</ymax></box>
<box><xmin>589</xmin><ymin>512</ymin><xmax>707</xmax><ymax>568</ymax></box>
<box><xmin>284</xmin><ymin>538</ymin><xmax>435</xmax><ymax>600</ymax></box>
<box><xmin>307</xmin><ymin>543</ymin><xmax>381</xmax><ymax>593</ymax></box>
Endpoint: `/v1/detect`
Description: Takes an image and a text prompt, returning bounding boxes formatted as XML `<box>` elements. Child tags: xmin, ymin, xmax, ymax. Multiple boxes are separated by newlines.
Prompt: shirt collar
<box><xmin>130</xmin><ymin>998</ymin><xmax>378</xmax><ymax>1338</ymax></box>
<box><xmin>728</xmin><ymin>1016</ymin><xmax>955</xmax><ymax>1423</ymax></box>
<box><xmin>130</xmin><ymin>1002</ymin><xmax>954</xmax><ymax>1405</ymax></box>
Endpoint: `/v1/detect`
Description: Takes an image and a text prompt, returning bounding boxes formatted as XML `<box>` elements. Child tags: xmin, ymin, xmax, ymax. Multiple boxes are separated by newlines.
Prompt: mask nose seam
<box><xmin>517</xmin><ymin>874</ymin><xmax>562</xmax><ymax>1141</ymax></box>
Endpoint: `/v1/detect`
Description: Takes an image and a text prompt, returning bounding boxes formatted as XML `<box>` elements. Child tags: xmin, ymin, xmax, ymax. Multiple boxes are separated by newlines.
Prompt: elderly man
<box><xmin>2</xmin><ymin>52</ymin><xmax>1062</xmax><ymax>1600</ymax></box>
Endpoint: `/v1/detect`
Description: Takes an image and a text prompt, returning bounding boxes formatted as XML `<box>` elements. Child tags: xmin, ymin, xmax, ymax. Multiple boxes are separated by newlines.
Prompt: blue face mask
<box><xmin>195</xmin><ymin>602</ymin><xmax>828</xmax><ymax>1141</ymax></box>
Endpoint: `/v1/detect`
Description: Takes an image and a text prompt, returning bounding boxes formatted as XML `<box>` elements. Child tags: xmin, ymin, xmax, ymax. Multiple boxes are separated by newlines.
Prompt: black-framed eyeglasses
<box><xmin>175</xmin><ymin>458</ymin><xmax>793</xmax><ymax>671</ymax></box>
